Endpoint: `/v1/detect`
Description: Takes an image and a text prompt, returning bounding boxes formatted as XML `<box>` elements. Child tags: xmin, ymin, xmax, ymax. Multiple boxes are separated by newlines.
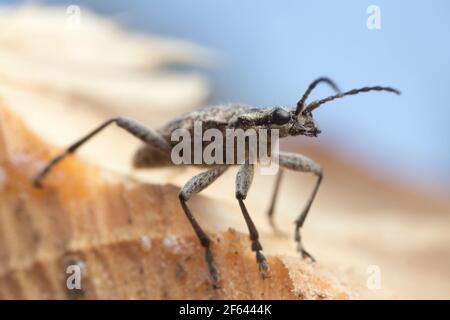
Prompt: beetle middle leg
<box><xmin>236</xmin><ymin>162</ymin><xmax>269</xmax><ymax>278</ymax></box>
<box><xmin>178</xmin><ymin>166</ymin><xmax>228</xmax><ymax>288</ymax></box>
<box><xmin>278</xmin><ymin>151</ymin><xmax>323</xmax><ymax>262</ymax></box>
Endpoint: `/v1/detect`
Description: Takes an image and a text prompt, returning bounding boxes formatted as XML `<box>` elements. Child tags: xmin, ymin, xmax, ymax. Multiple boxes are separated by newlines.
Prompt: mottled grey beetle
<box><xmin>33</xmin><ymin>77</ymin><xmax>400</xmax><ymax>288</ymax></box>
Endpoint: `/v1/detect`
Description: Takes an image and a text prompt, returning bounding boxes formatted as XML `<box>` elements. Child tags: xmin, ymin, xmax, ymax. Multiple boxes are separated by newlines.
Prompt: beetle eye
<box><xmin>271</xmin><ymin>108</ymin><xmax>291</xmax><ymax>125</ymax></box>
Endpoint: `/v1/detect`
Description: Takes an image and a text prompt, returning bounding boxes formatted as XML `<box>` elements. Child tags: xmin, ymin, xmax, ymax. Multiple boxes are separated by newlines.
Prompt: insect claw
<box><xmin>205</xmin><ymin>247</ymin><xmax>220</xmax><ymax>288</ymax></box>
<box><xmin>259</xmin><ymin>261</ymin><xmax>269</xmax><ymax>279</ymax></box>
<box><xmin>32</xmin><ymin>177</ymin><xmax>43</xmax><ymax>188</ymax></box>
<box><xmin>297</xmin><ymin>242</ymin><xmax>316</xmax><ymax>262</ymax></box>
<box><xmin>256</xmin><ymin>251</ymin><xmax>269</xmax><ymax>278</ymax></box>
<box><xmin>211</xmin><ymin>281</ymin><xmax>220</xmax><ymax>290</ymax></box>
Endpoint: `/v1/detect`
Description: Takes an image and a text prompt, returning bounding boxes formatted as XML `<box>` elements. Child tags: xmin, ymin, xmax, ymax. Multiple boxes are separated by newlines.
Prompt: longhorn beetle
<box><xmin>33</xmin><ymin>77</ymin><xmax>400</xmax><ymax>288</ymax></box>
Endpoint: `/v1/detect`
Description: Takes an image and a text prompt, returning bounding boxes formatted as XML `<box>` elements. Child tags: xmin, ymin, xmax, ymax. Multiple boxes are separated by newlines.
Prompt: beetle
<box><xmin>33</xmin><ymin>77</ymin><xmax>400</xmax><ymax>288</ymax></box>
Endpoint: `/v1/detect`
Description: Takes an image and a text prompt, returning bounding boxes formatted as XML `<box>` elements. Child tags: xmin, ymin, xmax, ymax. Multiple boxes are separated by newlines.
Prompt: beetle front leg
<box><xmin>278</xmin><ymin>151</ymin><xmax>323</xmax><ymax>262</ymax></box>
<box><xmin>236</xmin><ymin>162</ymin><xmax>269</xmax><ymax>278</ymax></box>
<box><xmin>33</xmin><ymin>117</ymin><xmax>171</xmax><ymax>187</ymax></box>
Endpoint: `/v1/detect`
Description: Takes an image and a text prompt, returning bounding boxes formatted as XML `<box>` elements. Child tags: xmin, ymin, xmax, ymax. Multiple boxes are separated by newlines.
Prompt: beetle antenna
<box><xmin>295</xmin><ymin>77</ymin><xmax>341</xmax><ymax>116</ymax></box>
<box><xmin>304</xmin><ymin>86</ymin><xmax>401</xmax><ymax>113</ymax></box>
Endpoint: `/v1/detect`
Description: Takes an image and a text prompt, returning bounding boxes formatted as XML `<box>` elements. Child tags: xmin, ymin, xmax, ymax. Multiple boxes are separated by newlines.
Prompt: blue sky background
<box><xmin>4</xmin><ymin>0</ymin><xmax>450</xmax><ymax>195</ymax></box>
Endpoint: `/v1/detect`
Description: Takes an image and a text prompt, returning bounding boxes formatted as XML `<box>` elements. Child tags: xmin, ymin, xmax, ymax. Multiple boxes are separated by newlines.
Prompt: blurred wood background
<box><xmin>0</xmin><ymin>5</ymin><xmax>449</xmax><ymax>299</ymax></box>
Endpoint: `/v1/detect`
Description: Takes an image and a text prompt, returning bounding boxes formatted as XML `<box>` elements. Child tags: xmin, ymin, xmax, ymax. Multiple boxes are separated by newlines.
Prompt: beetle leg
<box><xmin>266</xmin><ymin>169</ymin><xmax>285</xmax><ymax>235</ymax></box>
<box><xmin>178</xmin><ymin>166</ymin><xmax>228</xmax><ymax>289</ymax></box>
<box><xmin>33</xmin><ymin>117</ymin><xmax>171</xmax><ymax>187</ymax></box>
<box><xmin>236</xmin><ymin>162</ymin><xmax>269</xmax><ymax>278</ymax></box>
<box><xmin>278</xmin><ymin>151</ymin><xmax>323</xmax><ymax>262</ymax></box>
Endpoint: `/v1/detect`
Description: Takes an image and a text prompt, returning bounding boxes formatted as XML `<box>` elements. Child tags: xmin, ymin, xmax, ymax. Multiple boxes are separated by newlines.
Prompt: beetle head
<box><xmin>288</xmin><ymin>110</ymin><xmax>320</xmax><ymax>137</ymax></box>
<box><xmin>233</xmin><ymin>78</ymin><xmax>400</xmax><ymax>139</ymax></box>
